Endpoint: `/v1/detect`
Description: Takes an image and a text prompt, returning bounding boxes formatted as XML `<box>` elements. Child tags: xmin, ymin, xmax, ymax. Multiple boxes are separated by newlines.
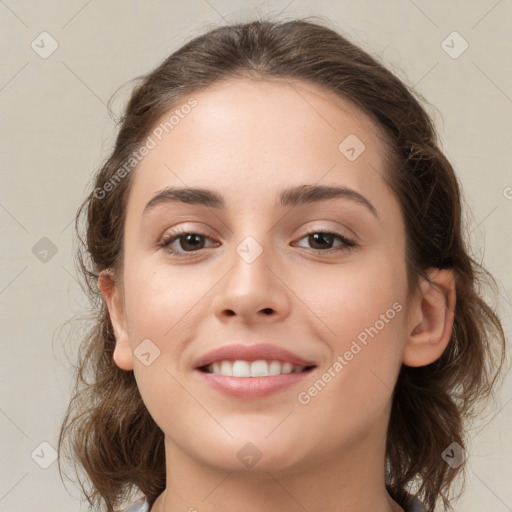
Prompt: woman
<box><xmin>58</xmin><ymin>18</ymin><xmax>506</xmax><ymax>512</ymax></box>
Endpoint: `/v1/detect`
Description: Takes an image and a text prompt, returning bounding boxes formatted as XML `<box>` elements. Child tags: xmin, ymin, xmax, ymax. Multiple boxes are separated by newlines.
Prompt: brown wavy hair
<box><xmin>57</xmin><ymin>17</ymin><xmax>507</xmax><ymax>512</ymax></box>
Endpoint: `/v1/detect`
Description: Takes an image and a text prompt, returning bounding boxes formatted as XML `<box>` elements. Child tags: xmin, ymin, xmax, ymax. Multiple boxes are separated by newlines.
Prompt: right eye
<box><xmin>158</xmin><ymin>230</ymin><xmax>218</xmax><ymax>256</ymax></box>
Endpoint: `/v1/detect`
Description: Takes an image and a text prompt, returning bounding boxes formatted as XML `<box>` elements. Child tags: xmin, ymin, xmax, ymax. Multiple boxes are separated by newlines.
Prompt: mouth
<box><xmin>193</xmin><ymin>343</ymin><xmax>317</xmax><ymax>397</ymax></box>
<box><xmin>198</xmin><ymin>359</ymin><xmax>317</xmax><ymax>377</ymax></box>
<box><xmin>196</xmin><ymin>362</ymin><xmax>316</xmax><ymax>398</ymax></box>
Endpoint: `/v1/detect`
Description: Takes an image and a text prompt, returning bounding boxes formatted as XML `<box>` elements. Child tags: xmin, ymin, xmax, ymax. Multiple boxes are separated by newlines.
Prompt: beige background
<box><xmin>0</xmin><ymin>1</ymin><xmax>510</xmax><ymax>511</ymax></box>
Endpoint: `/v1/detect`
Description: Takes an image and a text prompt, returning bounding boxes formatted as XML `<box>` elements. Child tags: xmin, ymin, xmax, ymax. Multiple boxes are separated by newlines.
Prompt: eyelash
<box><xmin>158</xmin><ymin>227</ymin><xmax>356</xmax><ymax>257</ymax></box>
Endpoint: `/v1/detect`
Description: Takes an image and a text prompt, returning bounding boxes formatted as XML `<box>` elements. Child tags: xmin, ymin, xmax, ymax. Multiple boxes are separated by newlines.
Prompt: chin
<box><xmin>186</xmin><ymin>433</ymin><xmax>314</xmax><ymax>476</ymax></box>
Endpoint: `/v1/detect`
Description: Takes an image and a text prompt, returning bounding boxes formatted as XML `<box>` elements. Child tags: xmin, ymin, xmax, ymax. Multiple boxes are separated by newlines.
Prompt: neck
<box><xmin>151</xmin><ymin>411</ymin><xmax>403</xmax><ymax>512</ymax></box>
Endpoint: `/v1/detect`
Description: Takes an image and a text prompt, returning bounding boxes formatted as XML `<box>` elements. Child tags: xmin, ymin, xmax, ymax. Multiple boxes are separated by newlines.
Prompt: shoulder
<box><xmin>405</xmin><ymin>493</ymin><xmax>427</xmax><ymax>512</ymax></box>
<box><xmin>114</xmin><ymin>491</ymin><xmax>425</xmax><ymax>512</ymax></box>
<box><xmin>387</xmin><ymin>485</ymin><xmax>427</xmax><ymax>512</ymax></box>
<box><xmin>114</xmin><ymin>494</ymin><xmax>150</xmax><ymax>512</ymax></box>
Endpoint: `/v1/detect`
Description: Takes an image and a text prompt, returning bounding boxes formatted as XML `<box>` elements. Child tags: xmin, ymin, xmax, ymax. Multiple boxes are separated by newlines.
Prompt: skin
<box><xmin>99</xmin><ymin>78</ymin><xmax>456</xmax><ymax>512</ymax></box>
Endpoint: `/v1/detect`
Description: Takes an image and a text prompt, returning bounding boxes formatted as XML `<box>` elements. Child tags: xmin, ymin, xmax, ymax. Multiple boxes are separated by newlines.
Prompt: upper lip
<box><xmin>193</xmin><ymin>343</ymin><xmax>317</xmax><ymax>369</ymax></box>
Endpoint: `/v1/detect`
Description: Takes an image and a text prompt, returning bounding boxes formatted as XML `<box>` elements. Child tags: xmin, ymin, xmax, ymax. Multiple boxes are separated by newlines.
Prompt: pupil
<box><xmin>182</xmin><ymin>234</ymin><xmax>204</xmax><ymax>251</ymax></box>
<box><xmin>310</xmin><ymin>233</ymin><xmax>332</xmax><ymax>249</ymax></box>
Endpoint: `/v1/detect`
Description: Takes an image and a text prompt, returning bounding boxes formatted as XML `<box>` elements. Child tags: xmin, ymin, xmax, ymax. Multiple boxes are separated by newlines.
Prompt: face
<box><xmin>108</xmin><ymin>77</ymin><xmax>414</xmax><ymax>476</ymax></box>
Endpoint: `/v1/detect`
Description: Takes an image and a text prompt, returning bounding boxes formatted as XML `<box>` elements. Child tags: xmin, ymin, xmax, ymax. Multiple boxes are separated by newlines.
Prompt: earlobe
<box><xmin>98</xmin><ymin>269</ymin><xmax>134</xmax><ymax>371</ymax></box>
<box><xmin>403</xmin><ymin>268</ymin><xmax>456</xmax><ymax>367</ymax></box>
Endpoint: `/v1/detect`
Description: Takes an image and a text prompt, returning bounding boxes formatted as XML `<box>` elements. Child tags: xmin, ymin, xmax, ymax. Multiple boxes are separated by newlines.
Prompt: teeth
<box><xmin>220</xmin><ymin>361</ymin><xmax>232</xmax><ymax>376</ymax></box>
<box><xmin>232</xmin><ymin>360</ymin><xmax>250</xmax><ymax>377</ymax></box>
<box><xmin>206</xmin><ymin>360</ymin><xmax>307</xmax><ymax>377</ymax></box>
<box><xmin>268</xmin><ymin>360</ymin><xmax>281</xmax><ymax>375</ymax></box>
<box><xmin>250</xmin><ymin>360</ymin><xmax>268</xmax><ymax>377</ymax></box>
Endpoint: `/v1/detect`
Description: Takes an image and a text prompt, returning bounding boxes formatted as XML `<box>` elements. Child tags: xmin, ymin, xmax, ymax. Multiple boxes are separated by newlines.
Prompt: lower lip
<box><xmin>196</xmin><ymin>368</ymin><xmax>315</xmax><ymax>398</ymax></box>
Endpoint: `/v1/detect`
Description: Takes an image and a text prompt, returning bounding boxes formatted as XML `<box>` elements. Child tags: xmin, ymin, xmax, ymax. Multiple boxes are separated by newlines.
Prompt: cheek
<box><xmin>303</xmin><ymin>253</ymin><xmax>407</xmax><ymax>404</ymax></box>
<box><xmin>309</xmin><ymin>247</ymin><xmax>407</xmax><ymax>344</ymax></box>
<box><xmin>293</xmin><ymin>295</ymin><xmax>406</xmax><ymax>457</ymax></box>
<box><xmin>122</xmin><ymin>256</ymin><xmax>208</xmax><ymax>339</ymax></box>
<box><xmin>122</xmin><ymin>266</ymin><xmax>203</xmax><ymax>434</ymax></box>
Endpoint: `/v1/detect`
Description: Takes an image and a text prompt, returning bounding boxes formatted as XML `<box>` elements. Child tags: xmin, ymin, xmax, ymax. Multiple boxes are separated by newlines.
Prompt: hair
<box><xmin>58</xmin><ymin>16</ymin><xmax>507</xmax><ymax>512</ymax></box>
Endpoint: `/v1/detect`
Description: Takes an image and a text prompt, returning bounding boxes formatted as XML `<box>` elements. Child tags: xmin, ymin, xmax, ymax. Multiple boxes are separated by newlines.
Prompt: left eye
<box><xmin>294</xmin><ymin>231</ymin><xmax>355</xmax><ymax>252</ymax></box>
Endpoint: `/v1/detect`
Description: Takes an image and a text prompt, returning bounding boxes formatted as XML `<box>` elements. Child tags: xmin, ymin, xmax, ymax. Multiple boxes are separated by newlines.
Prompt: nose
<box><xmin>212</xmin><ymin>236</ymin><xmax>291</xmax><ymax>324</ymax></box>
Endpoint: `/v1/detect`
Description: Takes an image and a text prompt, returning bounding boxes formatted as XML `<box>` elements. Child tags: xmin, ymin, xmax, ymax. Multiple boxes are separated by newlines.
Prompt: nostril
<box><xmin>261</xmin><ymin>308</ymin><xmax>274</xmax><ymax>315</ymax></box>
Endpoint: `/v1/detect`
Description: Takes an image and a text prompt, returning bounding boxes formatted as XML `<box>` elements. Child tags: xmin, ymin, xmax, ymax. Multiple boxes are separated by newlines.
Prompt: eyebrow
<box><xmin>143</xmin><ymin>184</ymin><xmax>378</xmax><ymax>218</ymax></box>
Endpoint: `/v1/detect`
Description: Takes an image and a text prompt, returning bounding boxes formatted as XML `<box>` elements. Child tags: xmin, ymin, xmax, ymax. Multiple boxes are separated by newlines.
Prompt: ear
<box><xmin>403</xmin><ymin>268</ymin><xmax>456</xmax><ymax>367</ymax></box>
<box><xmin>98</xmin><ymin>269</ymin><xmax>134</xmax><ymax>371</ymax></box>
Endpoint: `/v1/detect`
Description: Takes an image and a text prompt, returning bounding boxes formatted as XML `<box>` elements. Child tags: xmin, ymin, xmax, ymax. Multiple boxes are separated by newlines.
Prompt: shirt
<box><xmin>116</xmin><ymin>492</ymin><xmax>427</xmax><ymax>511</ymax></box>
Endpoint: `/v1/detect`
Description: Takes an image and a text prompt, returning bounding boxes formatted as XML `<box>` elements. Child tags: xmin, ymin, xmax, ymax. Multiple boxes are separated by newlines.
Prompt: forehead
<box><xmin>127</xmin><ymin>77</ymin><xmax>394</xmax><ymax>215</ymax></box>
